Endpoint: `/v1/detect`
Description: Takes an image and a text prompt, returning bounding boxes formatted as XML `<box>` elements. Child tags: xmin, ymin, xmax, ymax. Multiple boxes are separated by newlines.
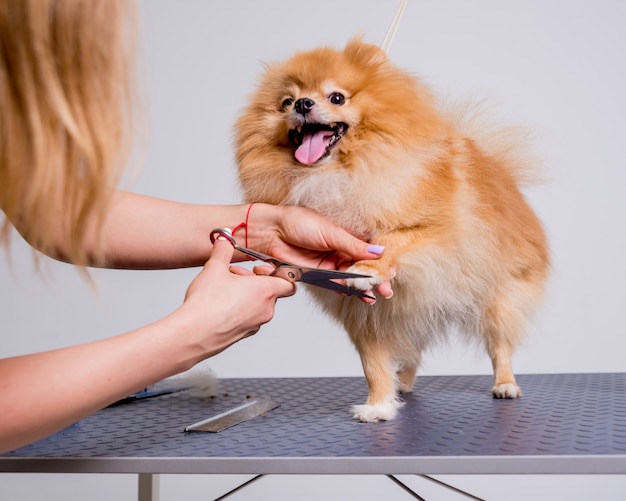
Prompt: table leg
<box><xmin>138</xmin><ymin>473</ymin><xmax>160</xmax><ymax>501</ymax></box>
<box><xmin>213</xmin><ymin>475</ymin><xmax>264</xmax><ymax>501</ymax></box>
<box><xmin>418</xmin><ymin>475</ymin><xmax>485</xmax><ymax>500</ymax></box>
<box><xmin>386</xmin><ymin>475</ymin><xmax>427</xmax><ymax>500</ymax></box>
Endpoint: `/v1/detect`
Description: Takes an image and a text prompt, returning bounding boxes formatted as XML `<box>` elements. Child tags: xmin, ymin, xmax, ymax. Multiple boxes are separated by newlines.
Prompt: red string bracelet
<box><xmin>231</xmin><ymin>202</ymin><xmax>256</xmax><ymax>248</ymax></box>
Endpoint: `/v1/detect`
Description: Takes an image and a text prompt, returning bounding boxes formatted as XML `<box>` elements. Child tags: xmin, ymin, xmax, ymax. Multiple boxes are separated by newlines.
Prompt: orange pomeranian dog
<box><xmin>235</xmin><ymin>39</ymin><xmax>549</xmax><ymax>422</ymax></box>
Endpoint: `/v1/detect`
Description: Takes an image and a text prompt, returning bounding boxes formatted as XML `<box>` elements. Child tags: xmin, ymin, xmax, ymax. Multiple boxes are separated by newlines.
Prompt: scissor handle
<box><xmin>210</xmin><ymin>228</ymin><xmax>285</xmax><ymax>267</ymax></box>
<box><xmin>210</xmin><ymin>228</ymin><xmax>237</xmax><ymax>246</ymax></box>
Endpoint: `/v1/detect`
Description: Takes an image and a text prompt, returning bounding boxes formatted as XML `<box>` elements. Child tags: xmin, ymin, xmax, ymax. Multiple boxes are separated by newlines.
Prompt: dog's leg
<box><xmin>351</xmin><ymin>335</ymin><xmax>404</xmax><ymax>422</ymax></box>
<box><xmin>489</xmin><ymin>344</ymin><xmax>521</xmax><ymax>398</ymax></box>
<box><xmin>483</xmin><ymin>296</ymin><xmax>523</xmax><ymax>398</ymax></box>
<box><xmin>396</xmin><ymin>362</ymin><xmax>418</xmax><ymax>393</ymax></box>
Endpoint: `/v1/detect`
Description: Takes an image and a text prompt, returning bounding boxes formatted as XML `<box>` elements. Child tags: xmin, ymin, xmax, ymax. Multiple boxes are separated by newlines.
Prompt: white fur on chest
<box><xmin>285</xmin><ymin>148</ymin><xmax>435</xmax><ymax>235</ymax></box>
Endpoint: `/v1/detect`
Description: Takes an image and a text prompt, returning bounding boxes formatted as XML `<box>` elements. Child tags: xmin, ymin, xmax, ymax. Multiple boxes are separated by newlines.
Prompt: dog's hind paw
<box><xmin>492</xmin><ymin>382</ymin><xmax>522</xmax><ymax>398</ymax></box>
<box><xmin>351</xmin><ymin>399</ymin><xmax>404</xmax><ymax>422</ymax></box>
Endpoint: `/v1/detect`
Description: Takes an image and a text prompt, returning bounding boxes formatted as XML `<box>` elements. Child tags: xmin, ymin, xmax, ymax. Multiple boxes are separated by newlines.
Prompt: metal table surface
<box><xmin>2</xmin><ymin>373</ymin><xmax>626</xmax><ymax>476</ymax></box>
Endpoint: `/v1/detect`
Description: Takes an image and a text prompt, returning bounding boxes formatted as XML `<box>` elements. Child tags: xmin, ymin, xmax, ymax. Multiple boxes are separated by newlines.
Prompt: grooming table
<box><xmin>2</xmin><ymin>373</ymin><xmax>626</xmax><ymax>500</ymax></box>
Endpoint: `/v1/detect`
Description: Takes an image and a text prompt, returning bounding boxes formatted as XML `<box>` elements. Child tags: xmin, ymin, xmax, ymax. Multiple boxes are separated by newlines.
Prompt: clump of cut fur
<box><xmin>235</xmin><ymin>38</ymin><xmax>549</xmax><ymax>422</ymax></box>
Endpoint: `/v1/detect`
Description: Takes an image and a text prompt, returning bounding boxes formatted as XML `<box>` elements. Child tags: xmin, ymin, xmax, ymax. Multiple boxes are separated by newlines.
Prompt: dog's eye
<box><xmin>328</xmin><ymin>93</ymin><xmax>345</xmax><ymax>106</ymax></box>
<box><xmin>281</xmin><ymin>97</ymin><xmax>294</xmax><ymax>109</ymax></box>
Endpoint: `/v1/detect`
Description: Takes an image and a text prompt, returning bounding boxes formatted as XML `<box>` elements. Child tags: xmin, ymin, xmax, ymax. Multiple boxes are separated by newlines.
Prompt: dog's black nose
<box><xmin>294</xmin><ymin>98</ymin><xmax>315</xmax><ymax>115</ymax></box>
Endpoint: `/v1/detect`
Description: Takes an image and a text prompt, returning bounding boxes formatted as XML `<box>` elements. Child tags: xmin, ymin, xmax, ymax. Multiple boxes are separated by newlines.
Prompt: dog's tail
<box><xmin>444</xmin><ymin>97</ymin><xmax>548</xmax><ymax>187</ymax></box>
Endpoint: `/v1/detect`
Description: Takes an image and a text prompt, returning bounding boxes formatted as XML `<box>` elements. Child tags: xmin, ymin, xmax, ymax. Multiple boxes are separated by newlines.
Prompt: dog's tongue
<box><xmin>295</xmin><ymin>130</ymin><xmax>335</xmax><ymax>165</ymax></box>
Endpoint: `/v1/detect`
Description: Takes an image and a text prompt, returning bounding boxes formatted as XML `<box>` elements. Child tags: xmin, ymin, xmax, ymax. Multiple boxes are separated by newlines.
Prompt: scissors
<box><xmin>210</xmin><ymin>228</ymin><xmax>375</xmax><ymax>300</ymax></box>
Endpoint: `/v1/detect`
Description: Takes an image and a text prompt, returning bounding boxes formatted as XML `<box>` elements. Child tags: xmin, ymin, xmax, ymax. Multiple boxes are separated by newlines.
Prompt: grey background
<box><xmin>2</xmin><ymin>1</ymin><xmax>625</xmax><ymax>499</ymax></box>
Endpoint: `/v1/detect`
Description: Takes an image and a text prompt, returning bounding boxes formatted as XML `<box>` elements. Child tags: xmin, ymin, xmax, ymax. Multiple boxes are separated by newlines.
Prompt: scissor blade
<box><xmin>302</xmin><ymin>277</ymin><xmax>376</xmax><ymax>300</ymax></box>
<box><xmin>299</xmin><ymin>269</ymin><xmax>372</xmax><ymax>281</ymax></box>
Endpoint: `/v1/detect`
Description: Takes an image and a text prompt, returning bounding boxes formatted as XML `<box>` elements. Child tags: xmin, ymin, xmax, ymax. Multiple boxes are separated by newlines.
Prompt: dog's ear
<box><xmin>344</xmin><ymin>37</ymin><xmax>388</xmax><ymax>66</ymax></box>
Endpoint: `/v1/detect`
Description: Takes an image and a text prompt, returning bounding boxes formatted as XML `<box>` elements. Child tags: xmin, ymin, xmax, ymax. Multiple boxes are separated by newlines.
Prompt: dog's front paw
<box><xmin>492</xmin><ymin>383</ymin><xmax>522</xmax><ymax>398</ymax></box>
<box><xmin>351</xmin><ymin>399</ymin><xmax>404</xmax><ymax>422</ymax></box>
<box><xmin>345</xmin><ymin>263</ymin><xmax>383</xmax><ymax>292</ymax></box>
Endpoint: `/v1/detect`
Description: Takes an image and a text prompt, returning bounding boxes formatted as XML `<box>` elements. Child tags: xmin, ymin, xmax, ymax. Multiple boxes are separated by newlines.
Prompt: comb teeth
<box><xmin>184</xmin><ymin>399</ymin><xmax>279</xmax><ymax>433</ymax></box>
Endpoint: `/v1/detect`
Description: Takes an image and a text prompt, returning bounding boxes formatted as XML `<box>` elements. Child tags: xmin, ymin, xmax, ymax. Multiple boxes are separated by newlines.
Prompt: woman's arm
<box><xmin>78</xmin><ymin>190</ymin><xmax>248</xmax><ymax>269</ymax></box>
<box><xmin>0</xmin><ymin>239</ymin><xmax>296</xmax><ymax>453</ymax></box>
<box><xmin>77</xmin><ymin>191</ymin><xmax>387</xmax><ymax>273</ymax></box>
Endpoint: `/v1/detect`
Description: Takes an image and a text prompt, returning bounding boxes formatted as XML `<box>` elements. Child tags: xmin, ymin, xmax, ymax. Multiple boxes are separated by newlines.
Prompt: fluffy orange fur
<box><xmin>235</xmin><ymin>39</ymin><xmax>549</xmax><ymax>422</ymax></box>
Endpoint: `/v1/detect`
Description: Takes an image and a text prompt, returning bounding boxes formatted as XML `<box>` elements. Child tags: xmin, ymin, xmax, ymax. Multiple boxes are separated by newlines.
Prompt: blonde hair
<box><xmin>0</xmin><ymin>0</ymin><xmax>138</xmax><ymax>267</ymax></box>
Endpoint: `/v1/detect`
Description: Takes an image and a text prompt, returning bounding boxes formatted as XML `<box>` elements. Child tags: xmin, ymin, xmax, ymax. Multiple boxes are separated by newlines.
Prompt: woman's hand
<box><xmin>245</xmin><ymin>204</ymin><xmax>393</xmax><ymax>302</ymax></box>
<box><xmin>179</xmin><ymin>236</ymin><xmax>296</xmax><ymax>360</ymax></box>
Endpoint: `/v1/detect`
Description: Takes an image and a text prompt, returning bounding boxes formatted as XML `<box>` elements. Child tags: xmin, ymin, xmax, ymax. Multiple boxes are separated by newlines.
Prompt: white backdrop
<box><xmin>2</xmin><ymin>1</ymin><xmax>625</xmax><ymax>499</ymax></box>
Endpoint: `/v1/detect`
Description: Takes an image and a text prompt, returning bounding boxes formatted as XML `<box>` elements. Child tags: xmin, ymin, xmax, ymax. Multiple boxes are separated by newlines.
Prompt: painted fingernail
<box><xmin>367</xmin><ymin>244</ymin><xmax>385</xmax><ymax>255</ymax></box>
